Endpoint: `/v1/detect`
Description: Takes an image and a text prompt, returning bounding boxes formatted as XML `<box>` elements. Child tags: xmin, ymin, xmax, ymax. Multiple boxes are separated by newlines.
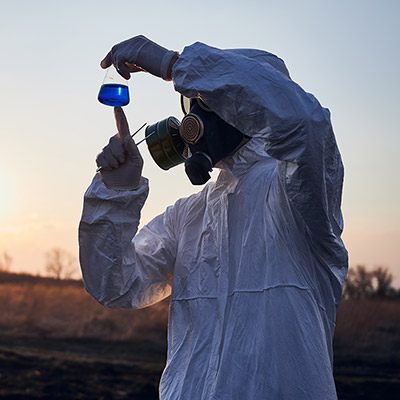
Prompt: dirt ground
<box><xmin>0</xmin><ymin>275</ymin><xmax>399</xmax><ymax>399</ymax></box>
<box><xmin>0</xmin><ymin>335</ymin><xmax>165</xmax><ymax>399</ymax></box>
<box><xmin>0</xmin><ymin>335</ymin><xmax>399</xmax><ymax>400</ymax></box>
<box><xmin>334</xmin><ymin>354</ymin><xmax>400</xmax><ymax>399</ymax></box>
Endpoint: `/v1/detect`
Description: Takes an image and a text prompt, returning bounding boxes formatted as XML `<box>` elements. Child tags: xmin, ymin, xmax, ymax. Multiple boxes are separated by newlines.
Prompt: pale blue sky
<box><xmin>0</xmin><ymin>0</ymin><xmax>399</xmax><ymax>283</ymax></box>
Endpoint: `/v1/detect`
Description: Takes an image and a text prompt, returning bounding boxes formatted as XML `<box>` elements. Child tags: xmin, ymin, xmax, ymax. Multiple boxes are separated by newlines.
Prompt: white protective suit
<box><xmin>79</xmin><ymin>42</ymin><xmax>348</xmax><ymax>400</ymax></box>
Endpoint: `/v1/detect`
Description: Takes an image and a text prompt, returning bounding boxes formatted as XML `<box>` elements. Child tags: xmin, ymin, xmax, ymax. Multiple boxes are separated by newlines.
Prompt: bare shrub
<box><xmin>0</xmin><ymin>252</ymin><xmax>13</xmax><ymax>272</ymax></box>
<box><xmin>343</xmin><ymin>265</ymin><xmax>398</xmax><ymax>299</ymax></box>
<box><xmin>45</xmin><ymin>248</ymin><xmax>78</xmax><ymax>280</ymax></box>
<box><xmin>371</xmin><ymin>266</ymin><xmax>395</xmax><ymax>298</ymax></box>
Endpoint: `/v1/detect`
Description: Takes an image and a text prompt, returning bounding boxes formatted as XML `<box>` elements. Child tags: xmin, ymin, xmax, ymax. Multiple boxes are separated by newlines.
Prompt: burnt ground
<box><xmin>0</xmin><ymin>336</ymin><xmax>165</xmax><ymax>400</ymax></box>
<box><xmin>334</xmin><ymin>355</ymin><xmax>400</xmax><ymax>399</ymax></box>
<box><xmin>0</xmin><ymin>335</ymin><xmax>399</xmax><ymax>399</ymax></box>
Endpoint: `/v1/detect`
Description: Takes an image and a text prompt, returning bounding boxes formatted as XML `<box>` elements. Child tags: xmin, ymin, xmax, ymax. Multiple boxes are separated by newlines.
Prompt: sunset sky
<box><xmin>1</xmin><ymin>0</ymin><xmax>399</xmax><ymax>284</ymax></box>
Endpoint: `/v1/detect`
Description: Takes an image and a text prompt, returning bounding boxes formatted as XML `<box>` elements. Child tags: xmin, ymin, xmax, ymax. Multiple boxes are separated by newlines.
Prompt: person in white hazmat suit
<box><xmin>79</xmin><ymin>35</ymin><xmax>348</xmax><ymax>399</ymax></box>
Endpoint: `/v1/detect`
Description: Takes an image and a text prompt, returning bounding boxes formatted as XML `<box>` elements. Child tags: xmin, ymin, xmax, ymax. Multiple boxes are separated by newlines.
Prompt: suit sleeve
<box><xmin>79</xmin><ymin>174</ymin><xmax>176</xmax><ymax>309</ymax></box>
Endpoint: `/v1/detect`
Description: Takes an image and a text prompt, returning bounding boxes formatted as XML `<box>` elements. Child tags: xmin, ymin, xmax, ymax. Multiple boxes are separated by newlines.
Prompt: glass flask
<box><xmin>98</xmin><ymin>67</ymin><xmax>130</xmax><ymax>107</ymax></box>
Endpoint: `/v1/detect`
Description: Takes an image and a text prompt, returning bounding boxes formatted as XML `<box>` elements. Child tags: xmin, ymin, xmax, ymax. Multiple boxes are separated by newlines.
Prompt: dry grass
<box><xmin>0</xmin><ymin>278</ymin><xmax>169</xmax><ymax>341</ymax></box>
<box><xmin>1</xmin><ymin>272</ymin><xmax>400</xmax><ymax>360</ymax></box>
<box><xmin>334</xmin><ymin>298</ymin><xmax>400</xmax><ymax>359</ymax></box>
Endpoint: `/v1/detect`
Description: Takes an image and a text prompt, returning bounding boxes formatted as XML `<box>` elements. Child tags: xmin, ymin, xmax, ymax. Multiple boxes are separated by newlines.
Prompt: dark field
<box><xmin>0</xmin><ymin>336</ymin><xmax>165</xmax><ymax>399</ymax></box>
<box><xmin>0</xmin><ymin>272</ymin><xmax>399</xmax><ymax>399</ymax></box>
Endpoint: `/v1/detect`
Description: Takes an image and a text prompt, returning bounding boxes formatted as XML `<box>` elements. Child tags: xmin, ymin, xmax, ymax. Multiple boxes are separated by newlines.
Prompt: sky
<box><xmin>0</xmin><ymin>0</ymin><xmax>399</xmax><ymax>284</ymax></box>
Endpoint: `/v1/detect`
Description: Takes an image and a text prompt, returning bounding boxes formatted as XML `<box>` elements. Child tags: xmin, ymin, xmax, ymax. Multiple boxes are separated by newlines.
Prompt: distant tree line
<box><xmin>45</xmin><ymin>248</ymin><xmax>77</xmax><ymax>279</ymax></box>
<box><xmin>0</xmin><ymin>248</ymin><xmax>79</xmax><ymax>280</ymax></box>
<box><xmin>0</xmin><ymin>252</ymin><xmax>12</xmax><ymax>272</ymax></box>
<box><xmin>343</xmin><ymin>265</ymin><xmax>400</xmax><ymax>299</ymax></box>
<box><xmin>1</xmin><ymin>250</ymin><xmax>399</xmax><ymax>297</ymax></box>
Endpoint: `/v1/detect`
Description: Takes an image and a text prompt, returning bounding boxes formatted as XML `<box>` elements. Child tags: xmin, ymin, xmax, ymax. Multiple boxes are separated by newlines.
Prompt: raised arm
<box><xmin>79</xmin><ymin>177</ymin><xmax>176</xmax><ymax>308</ymax></box>
<box><xmin>79</xmin><ymin>108</ymin><xmax>176</xmax><ymax>308</ymax></box>
<box><xmin>172</xmin><ymin>43</ymin><xmax>346</xmax><ymax>263</ymax></box>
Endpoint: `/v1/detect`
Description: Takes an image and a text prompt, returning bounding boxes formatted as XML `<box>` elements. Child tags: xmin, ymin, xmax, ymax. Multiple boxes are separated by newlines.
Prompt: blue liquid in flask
<box><xmin>98</xmin><ymin>83</ymin><xmax>130</xmax><ymax>107</ymax></box>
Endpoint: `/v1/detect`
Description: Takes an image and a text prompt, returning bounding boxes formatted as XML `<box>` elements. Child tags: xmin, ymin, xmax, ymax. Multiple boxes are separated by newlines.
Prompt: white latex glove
<box><xmin>100</xmin><ymin>35</ymin><xmax>179</xmax><ymax>81</ymax></box>
<box><xmin>96</xmin><ymin>108</ymin><xmax>143</xmax><ymax>190</ymax></box>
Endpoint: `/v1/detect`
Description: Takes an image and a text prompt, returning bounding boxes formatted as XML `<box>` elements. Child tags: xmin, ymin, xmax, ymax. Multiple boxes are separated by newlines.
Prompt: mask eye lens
<box><xmin>180</xmin><ymin>95</ymin><xmax>192</xmax><ymax>115</ymax></box>
<box><xmin>180</xmin><ymin>96</ymin><xmax>213</xmax><ymax>115</ymax></box>
<box><xmin>197</xmin><ymin>98</ymin><xmax>213</xmax><ymax>112</ymax></box>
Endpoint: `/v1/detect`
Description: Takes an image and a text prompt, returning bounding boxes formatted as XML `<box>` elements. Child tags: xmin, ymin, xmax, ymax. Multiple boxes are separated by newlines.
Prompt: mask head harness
<box><xmin>145</xmin><ymin>95</ymin><xmax>244</xmax><ymax>185</ymax></box>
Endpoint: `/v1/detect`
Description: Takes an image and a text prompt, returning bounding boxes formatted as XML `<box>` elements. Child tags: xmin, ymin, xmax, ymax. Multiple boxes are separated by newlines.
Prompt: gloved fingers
<box><xmin>114</xmin><ymin>107</ymin><xmax>130</xmax><ymax>139</ymax></box>
<box><xmin>108</xmin><ymin>135</ymin><xmax>126</xmax><ymax>164</ymax></box>
<box><xmin>117</xmin><ymin>62</ymin><xmax>147</xmax><ymax>79</ymax></box>
<box><xmin>125</xmin><ymin>62</ymin><xmax>144</xmax><ymax>73</ymax></box>
<box><xmin>116</xmin><ymin>61</ymin><xmax>131</xmax><ymax>80</ymax></box>
<box><xmin>98</xmin><ymin>144</ymin><xmax>121</xmax><ymax>169</ymax></box>
<box><xmin>113</xmin><ymin>107</ymin><xmax>143</xmax><ymax>165</ymax></box>
<box><xmin>96</xmin><ymin>134</ymin><xmax>125</xmax><ymax>170</ymax></box>
<box><xmin>100</xmin><ymin>51</ymin><xmax>113</xmax><ymax>69</ymax></box>
<box><xmin>124</xmin><ymin>136</ymin><xmax>144</xmax><ymax>166</ymax></box>
<box><xmin>99</xmin><ymin>35</ymin><xmax>174</xmax><ymax>80</ymax></box>
<box><xmin>96</xmin><ymin>152</ymin><xmax>113</xmax><ymax>171</ymax></box>
<box><xmin>101</xmin><ymin>50</ymin><xmax>132</xmax><ymax>80</ymax></box>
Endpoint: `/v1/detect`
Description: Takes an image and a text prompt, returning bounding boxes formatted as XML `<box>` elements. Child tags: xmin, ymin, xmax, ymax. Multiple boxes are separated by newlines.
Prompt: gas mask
<box><xmin>145</xmin><ymin>96</ymin><xmax>244</xmax><ymax>185</ymax></box>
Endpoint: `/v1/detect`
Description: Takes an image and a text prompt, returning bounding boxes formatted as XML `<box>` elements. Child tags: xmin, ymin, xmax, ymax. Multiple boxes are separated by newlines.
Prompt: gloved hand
<box><xmin>96</xmin><ymin>107</ymin><xmax>143</xmax><ymax>190</ymax></box>
<box><xmin>100</xmin><ymin>35</ymin><xmax>179</xmax><ymax>81</ymax></box>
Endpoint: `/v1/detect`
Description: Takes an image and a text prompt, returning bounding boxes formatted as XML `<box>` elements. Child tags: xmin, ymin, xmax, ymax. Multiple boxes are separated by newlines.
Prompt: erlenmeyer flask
<box><xmin>98</xmin><ymin>67</ymin><xmax>130</xmax><ymax>107</ymax></box>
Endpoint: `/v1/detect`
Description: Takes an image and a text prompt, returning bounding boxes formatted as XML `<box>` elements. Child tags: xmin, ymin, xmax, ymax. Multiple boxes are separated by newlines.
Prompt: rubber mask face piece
<box><xmin>180</xmin><ymin>99</ymin><xmax>244</xmax><ymax>185</ymax></box>
<box><xmin>145</xmin><ymin>98</ymin><xmax>244</xmax><ymax>186</ymax></box>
